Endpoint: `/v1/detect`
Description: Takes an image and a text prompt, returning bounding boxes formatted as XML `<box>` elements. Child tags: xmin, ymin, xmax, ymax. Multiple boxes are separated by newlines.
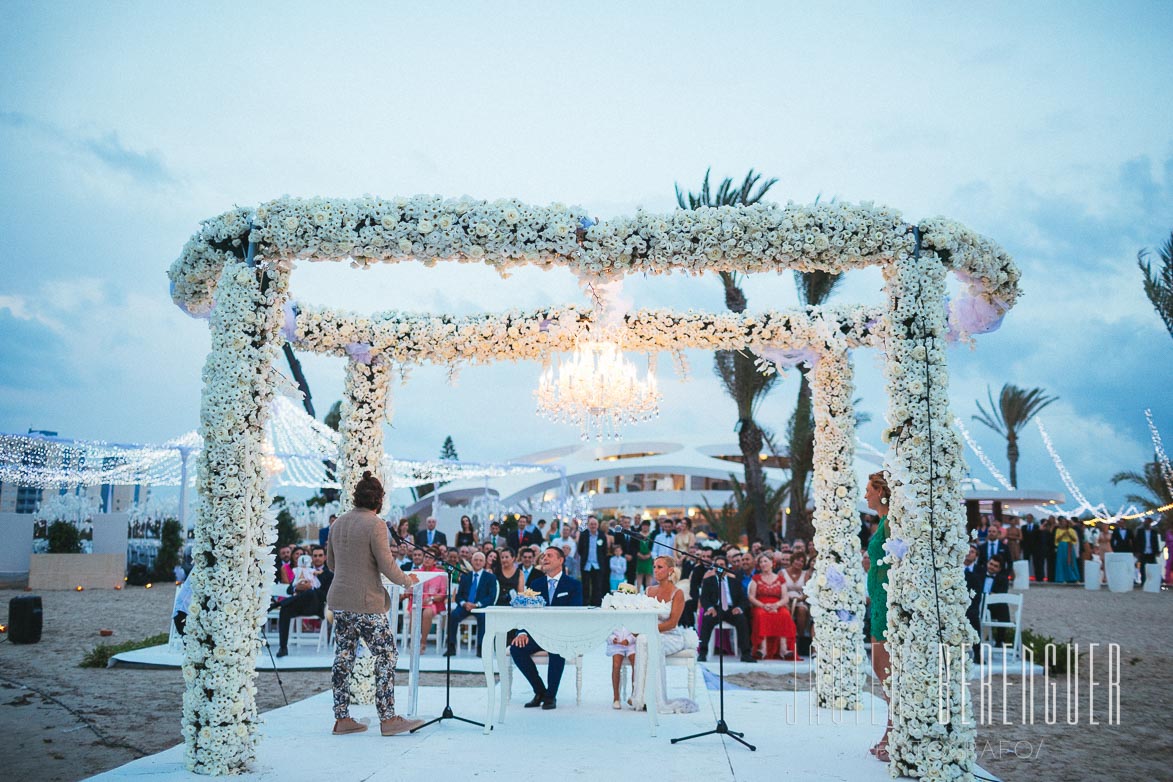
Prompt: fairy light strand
<box><xmin>1144</xmin><ymin>408</ymin><xmax>1173</xmax><ymax>498</ymax></box>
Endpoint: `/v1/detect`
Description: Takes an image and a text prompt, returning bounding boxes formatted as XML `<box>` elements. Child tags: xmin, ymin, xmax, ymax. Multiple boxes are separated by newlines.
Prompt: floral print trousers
<box><xmin>332</xmin><ymin>610</ymin><xmax>399</xmax><ymax>721</ymax></box>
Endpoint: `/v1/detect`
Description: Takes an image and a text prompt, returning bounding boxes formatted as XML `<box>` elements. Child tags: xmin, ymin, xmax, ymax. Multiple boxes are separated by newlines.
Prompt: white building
<box><xmin>404</xmin><ymin>439</ymin><xmax>792</xmax><ymax>532</ymax></box>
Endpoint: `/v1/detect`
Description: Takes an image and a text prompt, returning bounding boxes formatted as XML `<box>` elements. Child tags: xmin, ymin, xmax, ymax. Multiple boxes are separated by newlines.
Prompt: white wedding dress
<box><xmin>630</xmin><ymin>608</ymin><xmax>699</xmax><ymax>714</ymax></box>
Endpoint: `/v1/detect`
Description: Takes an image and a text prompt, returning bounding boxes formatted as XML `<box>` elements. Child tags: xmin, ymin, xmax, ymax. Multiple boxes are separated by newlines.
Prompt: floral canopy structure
<box><xmin>169</xmin><ymin>195</ymin><xmax>1019</xmax><ymax>779</ymax></box>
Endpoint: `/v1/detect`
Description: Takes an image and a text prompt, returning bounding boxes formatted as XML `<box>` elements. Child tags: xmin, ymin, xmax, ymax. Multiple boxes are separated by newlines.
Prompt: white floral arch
<box><xmin>170</xmin><ymin>196</ymin><xmax>1020</xmax><ymax>779</ymax></box>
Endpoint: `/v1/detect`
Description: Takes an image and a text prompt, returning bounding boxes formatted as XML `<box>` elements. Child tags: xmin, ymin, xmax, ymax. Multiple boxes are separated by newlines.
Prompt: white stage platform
<box><xmin>112</xmin><ymin>643</ymin><xmax>1040</xmax><ymax>680</ymax></box>
<box><xmin>90</xmin><ymin>654</ymin><xmax>1001</xmax><ymax>781</ymax></box>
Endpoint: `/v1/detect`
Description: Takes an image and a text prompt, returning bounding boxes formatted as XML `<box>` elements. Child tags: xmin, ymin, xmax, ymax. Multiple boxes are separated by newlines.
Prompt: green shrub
<box><xmin>80</xmin><ymin>632</ymin><xmax>170</xmax><ymax>668</ymax></box>
<box><xmin>47</xmin><ymin>520</ymin><xmax>82</xmax><ymax>554</ymax></box>
<box><xmin>1022</xmin><ymin>628</ymin><xmax>1078</xmax><ymax>673</ymax></box>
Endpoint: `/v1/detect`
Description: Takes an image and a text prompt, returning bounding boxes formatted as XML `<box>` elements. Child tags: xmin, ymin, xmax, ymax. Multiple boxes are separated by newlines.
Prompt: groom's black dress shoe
<box><xmin>524</xmin><ymin>693</ymin><xmax>547</xmax><ymax>708</ymax></box>
<box><xmin>275</xmin><ymin>647</ymin><xmax>288</xmax><ymax>658</ymax></box>
<box><xmin>541</xmin><ymin>698</ymin><xmax>557</xmax><ymax>710</ymax></box>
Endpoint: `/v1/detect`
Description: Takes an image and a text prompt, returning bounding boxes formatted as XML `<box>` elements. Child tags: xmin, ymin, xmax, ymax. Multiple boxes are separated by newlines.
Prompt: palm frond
<box><xmin>1137</xmin><ymin>230</ymin><xmax>1173</xmax><ymax>338</ymax></box>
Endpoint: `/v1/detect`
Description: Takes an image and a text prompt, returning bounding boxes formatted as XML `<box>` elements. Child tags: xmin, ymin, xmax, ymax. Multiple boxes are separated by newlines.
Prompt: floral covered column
<box><xmin>881</xmin><ymin>240</ymin><xmax>976</xmax><ymax>779</ymax></box>
<box><xmin>337</xmin><ymin>354</ymin><xmax>392</xmax><ymax>510</ymax></box>
<box><xmin>182</xmin><ymin>257</ymin><xmax>289</xmax><ymax>774</ymax></box>
<box><xmin>807</xmin><ymin>344</ymin><xmax>867</xmax><ymax>709</ymax></box>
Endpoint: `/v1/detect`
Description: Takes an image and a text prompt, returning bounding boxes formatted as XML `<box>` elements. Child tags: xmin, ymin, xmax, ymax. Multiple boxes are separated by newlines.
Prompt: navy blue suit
<box><xmin>510</xmin><ymin>572</ymin><xmax>583</xmax><ymax>700</ymax></box>
<box><xmin>445</xmin><ymin>568</ymin><xmax>499</xmax><ymax>653</ymax></box>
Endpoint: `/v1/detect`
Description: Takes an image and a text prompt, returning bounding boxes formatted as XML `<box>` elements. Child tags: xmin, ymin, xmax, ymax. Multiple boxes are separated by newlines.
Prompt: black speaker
<box><xmin>8</xmin><ymin>595</ymin><xmax>43</xmax><ymax>644</ymax></box>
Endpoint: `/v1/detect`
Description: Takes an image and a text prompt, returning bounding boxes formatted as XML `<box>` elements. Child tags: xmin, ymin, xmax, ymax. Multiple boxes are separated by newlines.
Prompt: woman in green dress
<box><xmin>634</xmin><ymin>519</ymin><xmax>654</xmax><ymax>591</ymax></box>
<box><xmin>864</xmin><ymin>471</ymin><xmax>892</xmax><ymax>763</ymax></box>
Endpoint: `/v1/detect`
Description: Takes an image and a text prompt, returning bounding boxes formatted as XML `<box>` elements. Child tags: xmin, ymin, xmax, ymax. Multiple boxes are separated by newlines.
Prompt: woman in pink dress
<box><xmin>1165</xmin><ymin>528</ymin><xmax>1173</xmax><ymax>585</ymax></box>
<box><xmin>748</xmin><ymin>555</ymin><xmax>799</xmax><ymax>660</ymax></box>
<box><xmin>404</xmin><ymin>547</ymin><xmax>447</xmax><ymax>652</ymax></box>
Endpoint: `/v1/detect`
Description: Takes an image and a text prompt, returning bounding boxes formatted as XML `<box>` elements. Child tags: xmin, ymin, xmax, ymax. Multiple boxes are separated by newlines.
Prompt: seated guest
<box><xmin>444</xmin><ymin>552</ymin><xmax>497</xmax><ymax>657</ymax></box>
<box><xmin>404</xmin><ymin>548</ymin><xmax>448</xmax><ymax>653</ymax></box>
<box><xmin>966</xmin><ymin>555</ymin><xmax>1010</xmax><ymax>660</ymax></box>
<box><xmin>748</xmin><ymin>554</ymin><xmax>799</xmax><ymax>661</ymax></box>
<box><xmin>277</xmin><ymin>545</ymin><xmax>333</xmax><ymax>657</ymax></box>
<box><xmin>697</xmin><ymin>554</ymin><xmax>755</xmax><ymax>663</ymax></box>
<box><xmin>510</xmin><ymin>547</ymin><xmax>583</xmax><ymax>709</ymax></box>
<box><xmin>782</xmin><ymin>553</ymin><xmax>811</xmax><ymax>638</ymax></box>
<box><xmin>517</xmin><ymin>547</ymin><xmax>541</xmax><ymax>588</ymax></box>
<box><xmin>493</xmin><ymin>548</ymin><xmax>521</xmax><ymax>605</ymax></box>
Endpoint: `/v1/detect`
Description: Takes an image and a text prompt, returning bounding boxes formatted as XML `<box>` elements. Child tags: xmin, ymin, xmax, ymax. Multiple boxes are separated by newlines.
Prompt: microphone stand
<box><xmin>611</xmin><ymin>526</ymin><xmax>755</xmax><ymax>752</ymax></box>
<box><xmin>390</xmin><ymin>530</ymin><xmax>487</xmax><ymax>733</ymax></box>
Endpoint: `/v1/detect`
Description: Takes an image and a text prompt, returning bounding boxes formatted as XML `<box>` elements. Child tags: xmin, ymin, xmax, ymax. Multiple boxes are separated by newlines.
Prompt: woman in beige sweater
<box><xmin>326</xmin><ymin>471</ymin><xmax>421</xmax><ymax>736</ymax></box>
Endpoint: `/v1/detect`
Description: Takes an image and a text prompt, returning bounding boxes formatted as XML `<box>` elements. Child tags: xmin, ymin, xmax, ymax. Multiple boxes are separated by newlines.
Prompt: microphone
<box><xmin>608</xmin><ymin>525</ymin><xmax>627</xmax><ymax>537</ymax></box>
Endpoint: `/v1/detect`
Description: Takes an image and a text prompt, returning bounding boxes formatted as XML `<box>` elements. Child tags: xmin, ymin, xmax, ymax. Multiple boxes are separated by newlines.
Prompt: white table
<box><xmin>476</xmin><ymin>606</ymin><xmax>665</xmax><ymax>735</ymax></box>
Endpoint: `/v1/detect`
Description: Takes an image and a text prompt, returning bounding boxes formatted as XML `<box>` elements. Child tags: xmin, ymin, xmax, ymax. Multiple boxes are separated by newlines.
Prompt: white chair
<box><xmin>704</xmin><ymin>619</ymin><xmax>739</xmax><ymax>660</ymax></box>
<box><xmin>317</xmin><ymin>610</ymin><xmax>334</xmax><ymax>652</ymax></box>
<box><xmin>504</xmin><ymin>652</ymin><xmax>584</xmax><ymax>704</ymax></box>
<box><xmin>980</xmin><ymin>593</ymin><xmax>1023</xmax><ymax>661</ymax></box>
<box><xmin>1083</xmin><ymin>559</ymin><xmax>1102</xmax><ymax>590</ymax></box>
<box><xmin>1011</xmin><ymin>560</ymin><xmax>1030</xmax><ymax>590</ymax></box>
<box><xmin>457</xmin><ymin>616</ymin><xmax>479</xmax><ymax>653</ymax></box>
<box><xmin>619</xmin><ymin>646</ymin><xmax>698</xmax><ymax>702</ymax></box>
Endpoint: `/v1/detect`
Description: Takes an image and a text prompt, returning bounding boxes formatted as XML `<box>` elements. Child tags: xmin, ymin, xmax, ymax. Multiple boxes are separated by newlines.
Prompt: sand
<box><xmin>1</xmin><ymin>583</ymin><xmax>1168</xmax><ymax>782</ymax></box>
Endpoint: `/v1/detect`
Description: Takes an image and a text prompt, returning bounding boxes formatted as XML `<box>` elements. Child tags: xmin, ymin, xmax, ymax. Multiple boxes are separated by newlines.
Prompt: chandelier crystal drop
<box><xmin>534</xmin><ymin>339</ymin><xmax>661</xmax><ymax>441</ymax></box>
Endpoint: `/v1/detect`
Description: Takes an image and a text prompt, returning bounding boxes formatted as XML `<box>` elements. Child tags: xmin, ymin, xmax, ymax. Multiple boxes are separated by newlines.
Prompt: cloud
<box><xmin>0</xmin><ymin>108</ymin><xmax>176</xmax><ymax>186</ymax></box>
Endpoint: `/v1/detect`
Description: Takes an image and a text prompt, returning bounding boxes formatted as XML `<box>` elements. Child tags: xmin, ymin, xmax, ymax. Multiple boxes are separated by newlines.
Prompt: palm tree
<box><xmin>697</xmin><ymin>475</ymin><xmax>790</xmax><ymax>544</ymax></box>
<box><xmin>676</xmin><ymin>169</ymin><xmax>780</xmax><ymax>543</ymax></box>
<box><xmin>1137</xmin><ymin>231</ymin><xmax>1173</xmax><ymax>339</ymax></box>
<box><xmin>785</xmin><ymin>269</ymin><xmax>845</xmax><ymax>541</ymax></box>
<box><xmin>1111</xmin><ymin>458</ymin><xmax>1172</xmax><ymax>525</ymax></box>
<box><xmin>972</xmin><ymin>384</ymin><xmax>1058</xmax><ymax>488</ymax></box>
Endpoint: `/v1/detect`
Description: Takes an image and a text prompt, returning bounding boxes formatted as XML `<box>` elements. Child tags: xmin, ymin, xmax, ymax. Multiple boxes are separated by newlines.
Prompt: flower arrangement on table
<box><xmin>601</xmin><ymin>590</ymin><xmax>665</xmax><ymax>611</ymax></box>
<box><xmin>509</xmin><ymin>588</ymin><xmax>546</xmax><ymax>608</ymax></box>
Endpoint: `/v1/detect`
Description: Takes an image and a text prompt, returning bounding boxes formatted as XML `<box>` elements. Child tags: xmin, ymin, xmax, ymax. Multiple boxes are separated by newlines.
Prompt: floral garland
<box><xmin>182</xmin><ymin>258</ymin><xmax>289</xmax><ymax>774</ymax></box>
<box><xmin>169</xmin><ymin>196</ymin><xmax>1018</xmax><ymax>342</ymax></box>
<box><xmin>805</xmin><ymin>347</ymin><xmax>867</xmax><ymax>710</ymax></box>
<box><xmin>880</xmin><ymin>242</ymin><xmax>976</xmax><ymax>780</ymax></box>
<box><xmin>291</xmin><ymin>302</ymin><xmax>883</xmax><ymax>365</ymax></box>
<box><xmin>338</xmin><ymin>357</ymin><xmax>393</xmax><ymax>509</ymax></box>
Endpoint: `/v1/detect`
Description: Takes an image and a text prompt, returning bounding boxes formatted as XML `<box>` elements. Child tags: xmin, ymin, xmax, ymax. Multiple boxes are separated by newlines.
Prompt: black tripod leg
<box><xmin>409</xmin><ymin>592</ymin><xmax>486</xmax><ymax>732</ymax></box>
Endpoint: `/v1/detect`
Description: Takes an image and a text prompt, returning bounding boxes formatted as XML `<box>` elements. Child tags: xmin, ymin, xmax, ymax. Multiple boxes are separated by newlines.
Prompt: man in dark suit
<box><xmin>276</xmin><ymin>545</ymin><xmax>333</xmax><ymax>657</ymax></box>
<box><xmin>697</xmin><ymin>554</ymin><xmax>755</xmax><ymax>663</ymax></box>
<box><xmin>977</xmin><ymin>523</ymin><xmax>1009</xmax><ymax>571</ymax></box>
<box><xmin>966</xmin><ymin>555</ymin><xmax>1010</xmax><ymax>661</ymax></box>
<box><xmin>1133</xmin><ymin>518</ymin><xmax>1161</xmax><ymax>586</ymax></box>
<box><xmin>413</xmin><ymin>516</ymin><xmax>447</xmax><ymax>548</ymax></box>
<box><xmin>1110</xmin><ymin>523</ymin><xmax>1132</xmax><ymax>556</ymax></box>
<box><xmin>680</xmin><ymin>546</ymin><xmax>714</xmax><ymax>629</ymax></box>
<box><xmin>510</xmin><ymin>547</ymin><xmax>583</xmax><ymax>710</ymax></box>
<box><xmin>506</xmin><ymin>515</ymin><xmax>543</xmax><ymax>551</ymax></box>
<box><xmin>444</xmin><ymin>551</ymin><xmax>498</xmax><ymax>657</ymax></box>
<box><xmin>577</xmin><ymin>515</ymin><xmax>611</xmax><ymax>607</ymax></box>
<box><xmin>1020</xmin><ymin>515</ymin><xmax>1045</xmax><ymax>581</ymax></box>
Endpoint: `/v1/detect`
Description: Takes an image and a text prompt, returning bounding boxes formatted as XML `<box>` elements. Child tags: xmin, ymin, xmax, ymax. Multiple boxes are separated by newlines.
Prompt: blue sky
<box><xmin>1</xmin><ymin>2</ymin><xmax>1170</xmax><ymax>510</ymax></box>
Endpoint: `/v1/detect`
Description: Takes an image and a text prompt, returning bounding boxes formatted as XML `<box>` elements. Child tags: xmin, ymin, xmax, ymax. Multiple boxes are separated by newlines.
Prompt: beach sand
<box><xmin>1</xmin><ymin>583</ymin><xmax>1168</xmax><ymax>782</ymax></box>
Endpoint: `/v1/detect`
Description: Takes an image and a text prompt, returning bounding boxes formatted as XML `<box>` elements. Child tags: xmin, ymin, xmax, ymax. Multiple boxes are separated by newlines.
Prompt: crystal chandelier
<box><xmin>535</xmin><ymin>337</ymin><xmax>661</xmax><ymax>441</ymax></box>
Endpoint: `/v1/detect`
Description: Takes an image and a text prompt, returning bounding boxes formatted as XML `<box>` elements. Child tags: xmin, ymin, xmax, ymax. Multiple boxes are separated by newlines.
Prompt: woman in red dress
<box><xmin>748</xmin><ymin>554</ymin><xmax>799</xmax><ymax>660</ymax></box>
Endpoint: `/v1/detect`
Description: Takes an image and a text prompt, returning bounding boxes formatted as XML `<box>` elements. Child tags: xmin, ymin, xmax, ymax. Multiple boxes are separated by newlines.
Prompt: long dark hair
<box><xmin>353</xmin><ymin>471</ymin><xmax>384</xmax><ymax>512</ymax></box>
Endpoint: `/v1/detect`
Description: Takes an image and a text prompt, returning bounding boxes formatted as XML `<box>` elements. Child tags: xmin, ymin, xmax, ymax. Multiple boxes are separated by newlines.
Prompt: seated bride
<box><xmin>625</xmin><ymin>556</ymin><xmax>698</xmax><ymax>714</ymax></box>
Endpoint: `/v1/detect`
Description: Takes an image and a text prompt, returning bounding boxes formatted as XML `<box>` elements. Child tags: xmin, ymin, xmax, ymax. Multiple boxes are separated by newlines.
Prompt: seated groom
<box><xmin>510</xmin><ymin>546</ymin><xmax>583</xmax><ymax>710</ymax></box>
<box><xmin>444</xmin><ymin>552</ymin><xmax>497</xmax><ymax>657</ymax></box>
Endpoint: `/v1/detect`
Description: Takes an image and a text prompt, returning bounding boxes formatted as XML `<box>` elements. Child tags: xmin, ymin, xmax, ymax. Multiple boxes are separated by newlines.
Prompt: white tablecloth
<box><xmin>476</xmin><ymin>606</ymin><xmax>665</xmax><ymax>735</ymax></box>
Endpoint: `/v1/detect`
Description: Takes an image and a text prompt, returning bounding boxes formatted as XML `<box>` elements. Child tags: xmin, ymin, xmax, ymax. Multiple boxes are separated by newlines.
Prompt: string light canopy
<box><xmin>0</xmin><ymin>396</ymin><xmax>553</xmax><ymax>491</ymax></box>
